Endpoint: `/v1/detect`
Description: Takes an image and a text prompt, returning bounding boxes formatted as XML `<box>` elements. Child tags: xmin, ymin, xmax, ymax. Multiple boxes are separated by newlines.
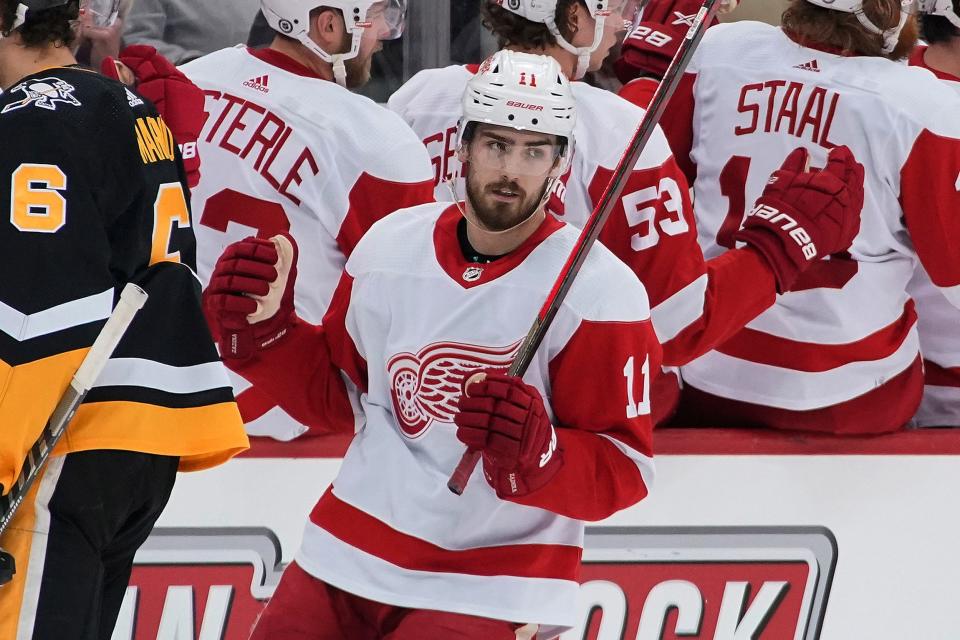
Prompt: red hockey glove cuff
<box><xmin>614</xmin><ymin>0</ymin><xmax>722</xmax><ymax>83</ymax></box>
<box><xmin>454</xmin><ymin>373</ymin><xmax>562</xmax><ymax>498</ymax></box>
<box><xmin>102</xmin><ymin>45</ymin><xmax>207</xmax><ymax>187</ymax></box>
<box><xmin>735</xmin><ymin>146</ymin><xmax>864</xmax><ymax>293</ymax></box>
<box><xmin>203</xmin><ymin>233</ymin><xmax>299</xmax><ymax>360</ymax></box>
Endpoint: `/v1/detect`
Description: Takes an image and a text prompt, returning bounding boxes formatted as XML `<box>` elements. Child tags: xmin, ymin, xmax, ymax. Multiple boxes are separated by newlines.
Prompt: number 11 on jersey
<box><xmin>623</xmin><ymin>355</ymin><xmax>651</xmax><ymax>419</ymax></box>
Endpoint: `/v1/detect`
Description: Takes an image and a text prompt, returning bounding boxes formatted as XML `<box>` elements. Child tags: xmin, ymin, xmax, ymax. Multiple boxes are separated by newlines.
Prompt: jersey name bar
<box><xmin>201</xmin><ymin>90</ymin><xmax>320</xmax><ymax>207</ymax></box>
<box><xmin>135</xmin><ymin>116</ymin><xmax>176</xmax><ymax>165</ymax></box>
<box><xmin>736</xmin><ymin>80</ymin><xmax>841</xmax><ymax>149</ymax></box>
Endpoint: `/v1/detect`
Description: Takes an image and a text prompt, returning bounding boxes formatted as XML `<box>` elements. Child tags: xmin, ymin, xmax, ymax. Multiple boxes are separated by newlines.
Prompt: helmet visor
<box><xmin>367</xmin><ymin>0</ymin><xmax>406</xmax><ymax>40</ymax></box>
<box><xmin>464</xmin><ymin>127</ymin><xmax>567</xmax><ymax>178</ymax></box>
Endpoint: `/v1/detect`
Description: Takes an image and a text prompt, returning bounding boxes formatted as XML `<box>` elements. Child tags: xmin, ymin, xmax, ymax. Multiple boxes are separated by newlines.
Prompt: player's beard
<box><xmin>340</xmin><ymin>33</ymin><xmax>381</xmax><ymax>89</ymax></box>
<box><xmin>343</xmin><ymin>52</ymin><xmax>373</xmax><ymax>88</ymax></box>
<box><xmin>465</xmin><ymin>172</ymin><xmax>548</xmax><ymax>232</ymax></box>
<box><xmin>888</xmin><ymin>16</ymin><xmax>919</xmax><ymax>60</ymax></box>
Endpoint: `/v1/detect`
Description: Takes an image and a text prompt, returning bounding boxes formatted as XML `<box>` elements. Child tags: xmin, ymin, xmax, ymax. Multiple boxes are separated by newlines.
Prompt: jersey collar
<box><xmin>247</xmin><ymin>47</ymin><xmax>328</xmax><ymax>81</ymax></box>
<box><xmin>782</xmin><ymin>28</ymin><xmax>861</xmax><ymax>57</ymax></box>
<box><xmin>433</xmin><ymin>204</ymin><xmax>564</xmax><ymax>289</ymax></box>
<box><xmin>909</xmin><ymin>45</ymin><xmax>960</xmax><ymax>82</ymax></box>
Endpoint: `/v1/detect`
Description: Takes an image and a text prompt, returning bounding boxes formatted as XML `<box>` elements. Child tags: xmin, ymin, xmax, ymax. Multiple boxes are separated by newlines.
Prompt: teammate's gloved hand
<box><xmin>614</xmin><ymin>0</ymin><xmax>729</xmax><ymax>83</ymax></box>
<box><xmin>202</xmin><ymin>233</ymin><xmax>298</xmax><ymax>360</ymax></box>
<box><xmin>101</xmin><ymin>45</ymin><xmax>207</xmax><ymax>188</ymax></box>
<box><xmin>454</xmin><ymin>373</ymin><xmax>562</xmax><ymax>498</ymax></box>
<box><xmin>735</xmin><ymin>146</ymin><xmax>865</xmax><ymax>293</ymax></box>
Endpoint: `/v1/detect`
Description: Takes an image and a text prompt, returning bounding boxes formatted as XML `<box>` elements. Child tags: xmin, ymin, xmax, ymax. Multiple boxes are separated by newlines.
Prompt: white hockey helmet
<box><xmin>463</xmin><ymin>50</ymin><xmax>576</xmax><ymax>140</ymax></box>
<box><xmin>493</xmin><ymin>0</ymin><xmax>625</xmax><ymax>79</ymax></box>
<box><xmin>260</xmin><ymin>0</ymin><xmax>405</xmax><ymax>86</ymax></box>
<box><xmin>917</xmin><ymin>0</ymin><xmax>960</xmax><ymax>28</ymax></box>
<box><xmin>454</xmin><ymin>51</ymin><xmax>577</xmax><ymax>231</ymax></box>
<box><xmin>803</xmin><ymin>0</ymin><xmax>916</xmax><ymax>53</ymax></box>
<box><xmin>459</xmin><ymin>49</ymin><xmax>576</xmax><ymax>176</ymax></box>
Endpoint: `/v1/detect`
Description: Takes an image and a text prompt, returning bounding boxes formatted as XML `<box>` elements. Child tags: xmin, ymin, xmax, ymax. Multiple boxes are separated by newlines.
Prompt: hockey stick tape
<box><xmin>73</xmin><ymin>283</ymin><xmax>148</xmax><ymax>391</ymax></box>
<box><xmin>462</xmin><ymin>372</ymin><xmax>487</xmax><ymax>397</ymax></box>
<box><xmin>247</xmin><ymin>234</ymin><xmax>294</xmax><ymax>324</ymax></box>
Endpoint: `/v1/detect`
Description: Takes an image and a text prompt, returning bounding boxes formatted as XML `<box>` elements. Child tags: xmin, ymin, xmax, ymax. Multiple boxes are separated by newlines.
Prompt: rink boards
<box><xmin>115</xmin><ymin>428</ymin><xmax>960</xmax><ymax>640</ymax></box>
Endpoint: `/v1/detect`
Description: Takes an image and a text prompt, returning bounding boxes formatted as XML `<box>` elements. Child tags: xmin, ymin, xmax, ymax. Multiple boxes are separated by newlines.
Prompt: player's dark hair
<box><xmin>781</xmin><ymin>0</ymin><xmax>916</xmax><ymax>59</ymax></box>
<box><xmin>0</xmin><ymin>0</ymin><xmax>79</xmax><ymax>47</ymax></box>
<box><xmin>481</xmin><ymin>0</ymin><xmax>582</xmax><ymax>50</ymax></box>
<box><xmin>921</xmin><ymin>2</ymin><xmax>960</xmax><ymax>44</ymax></box>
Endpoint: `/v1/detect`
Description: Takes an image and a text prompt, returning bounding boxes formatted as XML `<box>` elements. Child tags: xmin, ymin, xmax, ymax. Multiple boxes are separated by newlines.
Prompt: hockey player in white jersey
<box><xmin>181</xmin><ymin>0</ymin><xmax>435</xmax><ymax>441</ymax></box>
<box><xmin>203</xmin><ymin>49</ymin><xmax>866</xmax><ymax>639</ymax></box>
<box><xmin>388</xmin><ymin>0</ymin><xmax>865</xmax><ymax>425</ymax></box>
<box><xmin>907</xmin><ymin>0</ymin><xmax>960</xmax><ymax>426</ymax></box>
<box><xmin>618</xmin><ymin>0</ymin><xmax>960</xmax><ymax>433</ymax></box>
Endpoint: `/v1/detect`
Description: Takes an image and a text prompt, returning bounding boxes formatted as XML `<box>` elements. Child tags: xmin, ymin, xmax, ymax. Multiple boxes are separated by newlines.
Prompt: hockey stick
<box><xmin>448</xmin><ymin>0</ymin><xmax>721</xmax><ymax>495</ymax></box>
<box><xmin>0</xmin><ymin>283</ymin><xmax>148</xmax><ymax>585</ymax></box>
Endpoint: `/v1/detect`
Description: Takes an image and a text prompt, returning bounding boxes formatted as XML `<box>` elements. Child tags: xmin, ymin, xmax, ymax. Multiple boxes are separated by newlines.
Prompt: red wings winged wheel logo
<box><xmin>387</xmin><ymin>340</ymin><xmax>522</xmax><ymax>438</ymax></box>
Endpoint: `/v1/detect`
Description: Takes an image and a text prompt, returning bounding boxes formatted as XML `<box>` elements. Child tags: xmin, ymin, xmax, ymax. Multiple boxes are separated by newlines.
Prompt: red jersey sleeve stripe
<box><xmin>925</xmin><ymin>359</ymin><xmax>960</xmax><ymax>389</ymax></box>
<box><xmin>337</xmin><ymin>173</ymin><xmax>435</xmax><ymax>258</ymax></box>
<box><xmin>716</xmin><ymin>301</ymin><xmax>917</xmax><ymax>373</ymax></box>
<box><xmin>900</xmin><ymin>128</ymin><xmax>960</xmax><ymax>291</ymax></box>
<box><xmin>651</xmin><ymin>274</ymin><xmax>708</xmax><ymax>343</ymax></box>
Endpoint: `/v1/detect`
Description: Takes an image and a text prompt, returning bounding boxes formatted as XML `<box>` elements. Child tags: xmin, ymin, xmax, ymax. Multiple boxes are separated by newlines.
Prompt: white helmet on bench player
<box><xmin>494</xmin><ymin>0</ymin><xmax>620</xmax><ymax>79</ymax></box>
<box><xmin>803</xmin><ymin>0</ymin><xmax>915</xmax><ymax>53</ymax></box>
<box><xmin>260</xmin><ymin>0</ymin><xmax>405</xmax><ymax>86</ymax></box>
<box><xmin>918</xmin><ymin>0</ymin><xmax>960</xmax><ymax>28</ymax></box>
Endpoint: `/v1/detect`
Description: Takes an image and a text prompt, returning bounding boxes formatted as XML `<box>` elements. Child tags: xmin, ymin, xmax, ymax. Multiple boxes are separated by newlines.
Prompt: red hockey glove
<box><xmin>735</xmin><ymin>146</ymin><xmax>865</xmax><ymax>293</ymax></box>
<box><xmin>614</xmin><ymin>0</ymin><xmax>723</xmax><ymax>82</ymax></box>
<box><xmin>203</xmin><ymin>234</ymin><xmax>298</xmax><ymax>360</ymax></box>
<box><xmin>101</xmin><ymin>45</ymin><xmax>207</xmax><ymax>188</ymax></box>
<box><xmin>454</xmin><ymin>373</ymin><xmax>562</xmax><ymax>498</ymax></box>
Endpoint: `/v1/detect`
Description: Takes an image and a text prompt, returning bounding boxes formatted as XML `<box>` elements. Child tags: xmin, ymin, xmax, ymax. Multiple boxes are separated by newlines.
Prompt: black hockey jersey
<box><xmin>0</xmin><ymin>67</ymin><xmax>247</xmax><ymax>494</ymax></box>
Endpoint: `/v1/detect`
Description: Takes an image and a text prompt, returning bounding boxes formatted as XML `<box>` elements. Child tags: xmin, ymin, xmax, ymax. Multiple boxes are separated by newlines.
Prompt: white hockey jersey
<box><xmin>389</xmin><ymin>63</ymin><xmax>782</xmax><ymax>422</ymax></box>
<box><xmin>658</xmin><ymin>22</ymin><xmax>960</xmax><ymax>432</ymax></box>
<box><xmin>181</xmin><ymin>46</ymin><xmax>435</xmax><ymax>440</ymax></box>
<box><xmin>230</xmin><ymin>202</ymin><xmax>659</xmax><ymax>630</ymax></box>
<box><xmin>907</xmin><ymin>45</ymin><xmax>960</xmax><ymax>427</ymax></box>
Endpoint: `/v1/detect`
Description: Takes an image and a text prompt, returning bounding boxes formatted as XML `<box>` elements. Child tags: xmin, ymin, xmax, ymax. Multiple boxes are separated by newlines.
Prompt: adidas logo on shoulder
<box><xmin>243</xmin><ymin>75</ymin><xmax>270</xmax><ymax>93</ymax></box>
<box><xmin>794</xmin><ymin>60</ymin><xmax>821</xmax><ymax>73</ymax></box>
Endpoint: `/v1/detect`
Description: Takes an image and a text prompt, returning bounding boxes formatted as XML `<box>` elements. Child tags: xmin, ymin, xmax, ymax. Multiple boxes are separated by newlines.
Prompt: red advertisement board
<box><xmin>120</xmin><ymin>527</ymin><xmax>835</xmax><ymax>640</ymax></box>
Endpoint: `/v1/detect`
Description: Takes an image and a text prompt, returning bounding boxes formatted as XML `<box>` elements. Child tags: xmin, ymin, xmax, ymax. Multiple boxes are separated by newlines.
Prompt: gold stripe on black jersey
<box><xmin>61</xmin><ymin>401</ymin><xmax>248</xmax><ymax>473</ymax></box>
<box><xmin>0</xmin><ymin>349</ymin><xmax>88</xmax><ymax>494</ymax></box>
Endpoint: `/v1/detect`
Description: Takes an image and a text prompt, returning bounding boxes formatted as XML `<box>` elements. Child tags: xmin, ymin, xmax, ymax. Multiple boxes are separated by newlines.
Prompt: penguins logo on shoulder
<box><xmin>125</xmin><ymin>88</ymin><xmax>145</xmax><ymax>108</ymax></box>
<box><xmin>1</xmin><ymin>78</ymin><xmax>81</xmax><ymax>115</ymax></box>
